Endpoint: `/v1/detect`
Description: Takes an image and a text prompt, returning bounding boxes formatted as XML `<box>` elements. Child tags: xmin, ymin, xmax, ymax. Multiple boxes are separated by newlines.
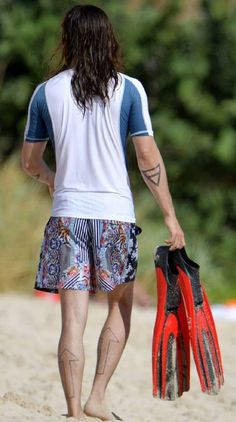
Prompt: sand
<box><xmin>0</xmin><ymin>293</ymin><xmax>235</xmax><ymax>422</ymax></box>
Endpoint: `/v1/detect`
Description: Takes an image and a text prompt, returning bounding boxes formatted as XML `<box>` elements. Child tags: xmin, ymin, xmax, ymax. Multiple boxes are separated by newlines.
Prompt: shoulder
<box><xmin>119</xmin><ymin>73</ymin><xmax>147</xmax><ymax>98</ymax></box>
<box><xmin>29</xmin><ymin>70</ymin><xmax>71</xmax><ymax>99</ymax></box>
<box><xmin>41</xmin><ymin>70</ymin><xmax>72</xmax><ymax>102</ymax></box>
<box><xmin>29</xmin><ymin>82</ymin><xmax>47</xmax><ymax>111</ymax></box>
<box><xmin>120</xmin><ymin>73</ymin><xmax>145</xmax><ymax>90</ymax></box>
<box><xmin>46</xmin><ymin>69</ymin><xmax>72</xmax><ymax>87</ymax></box>
<box><xmin>28</xmin><ymin>70</ymin><xmax>70</xmax><ymax>109</ymax></box>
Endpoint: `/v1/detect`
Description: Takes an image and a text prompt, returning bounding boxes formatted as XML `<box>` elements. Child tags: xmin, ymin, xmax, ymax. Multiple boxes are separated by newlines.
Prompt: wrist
<box><xmin>163</xmin><ymin>210</ymin><xmax>176</xmax><ymax>219</ymax></box>
<box><xmin>46</xmin><ymin>171</ymin><xmax>55</xmax><ymax>189</ymax></box>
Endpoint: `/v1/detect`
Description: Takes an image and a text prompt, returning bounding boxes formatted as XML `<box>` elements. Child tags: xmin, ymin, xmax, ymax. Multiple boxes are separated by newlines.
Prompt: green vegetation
<box><xmin>0</xmin><ymin>0</ymin><xmax>236</xmax><ymax>301</ymax></box>
<box><xmin>0</xmin><ymin>157</ymin><xmax>51</xmax><ymax>293</ymax></box>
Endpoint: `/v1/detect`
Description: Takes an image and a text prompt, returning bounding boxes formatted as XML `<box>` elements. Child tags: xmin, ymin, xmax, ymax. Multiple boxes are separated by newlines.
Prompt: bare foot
<box><xmin>67</xmin><ymin>418</ymin><xmax>100</xmax><ymax>421</ymax></box>
<box><xmin>65</xmin><ymin>411</ymin><xmax>87</xmax><ymax>420</ymax></box>
<box><xmin>84</xmin><ymin>397</ymin><xmax>116</xmax><ymax>421</ymax></box>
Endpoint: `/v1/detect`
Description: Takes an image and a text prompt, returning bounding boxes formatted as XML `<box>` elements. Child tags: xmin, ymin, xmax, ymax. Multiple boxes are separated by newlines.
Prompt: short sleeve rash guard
<box><xmin>24</xmin><ymin>71</ymin><xmax>154</xmax><ymax>222</ymax></box>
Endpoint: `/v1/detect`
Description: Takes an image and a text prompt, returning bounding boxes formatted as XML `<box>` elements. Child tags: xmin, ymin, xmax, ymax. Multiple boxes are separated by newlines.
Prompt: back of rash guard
<box><xmin>24</xmin><ymin>70</ymin><xmax>153</xmax><ymax>222</ymax></box>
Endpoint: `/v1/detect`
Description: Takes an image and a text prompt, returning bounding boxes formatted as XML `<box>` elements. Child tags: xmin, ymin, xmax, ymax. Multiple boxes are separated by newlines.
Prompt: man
<box><xmin>21</xmin><ymin>4</ymin><xmax>185</xmax><ymax>421</ymax></box>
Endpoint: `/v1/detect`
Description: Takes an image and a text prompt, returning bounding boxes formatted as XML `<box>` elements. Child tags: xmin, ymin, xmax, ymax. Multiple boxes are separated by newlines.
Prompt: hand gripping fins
<box><xmin>171</xmin><ymin>247</ymin><xmax>224</xmax><ymax>395</ymax></box>
<box><xmin>152</xmin><ymin>246</ymin><xmax>190</xmax><ymax>400</ymax></box>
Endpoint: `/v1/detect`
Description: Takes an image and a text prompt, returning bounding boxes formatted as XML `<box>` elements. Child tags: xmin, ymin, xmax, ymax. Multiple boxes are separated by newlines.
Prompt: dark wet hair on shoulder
<box><xmin>49</xmin><ymin>4</ymin><xmax>123</xmax><ymax>113</ymax></box>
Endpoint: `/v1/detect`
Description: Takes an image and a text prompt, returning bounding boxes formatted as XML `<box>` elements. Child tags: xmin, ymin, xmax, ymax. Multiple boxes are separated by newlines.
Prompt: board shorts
<box><xmin>34</xmin><ymin>217</ymin><xmax>142</xmax><ymax>294</ymax></box>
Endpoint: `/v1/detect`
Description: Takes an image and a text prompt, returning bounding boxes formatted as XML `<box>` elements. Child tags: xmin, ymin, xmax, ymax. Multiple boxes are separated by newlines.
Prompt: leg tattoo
<box><xmin>97</xmin><ymin>327</ymin><xmax>120</xmax><ymax>375</ymax></box>
<box><xmin>141</xmin><ymin>163</ymin><xmax>161</xmax><ymax>186</ymax></box>
<box><xmin>58</xmin><ymin>349</ymin><xmax>79</xmax><ymax>398</ymax></box>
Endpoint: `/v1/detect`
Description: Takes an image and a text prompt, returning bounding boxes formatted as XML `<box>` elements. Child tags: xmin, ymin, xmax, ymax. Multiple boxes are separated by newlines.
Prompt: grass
<box><xmin>0</xmin><ymin>156</ymin><xmax>235</xmax><ymax>303</ymax></box>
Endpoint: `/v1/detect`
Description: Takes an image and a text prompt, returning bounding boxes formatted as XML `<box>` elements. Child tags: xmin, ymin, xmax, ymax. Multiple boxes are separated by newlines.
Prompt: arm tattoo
<box><xmin>58</xmin><ymin>349</ymin><xmax>79</xmax><ymax>399</ymax></box>
<box><xmin>96</xmin><ymin>327</ymin><xmax>120</xmax><ymax>375</ymax></box>
<box><xmin>141</xmin><ymin>164</ymin><xmax>161</xmax><ymax>186</ymax></box>
<box><xmin>32</xmin><ymin>173</ymin><xmax>40</xmax><ymax>180</ymax></box>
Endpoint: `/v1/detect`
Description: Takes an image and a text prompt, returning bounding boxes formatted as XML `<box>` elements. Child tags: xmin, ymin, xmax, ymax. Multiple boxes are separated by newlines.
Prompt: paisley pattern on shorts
<box><xmin>35</xmin><ymin>217</ymin><xmax>142</xmax><ymax>294</ymax></box>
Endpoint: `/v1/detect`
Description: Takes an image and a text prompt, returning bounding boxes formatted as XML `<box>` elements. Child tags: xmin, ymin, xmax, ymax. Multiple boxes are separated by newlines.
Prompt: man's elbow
<box><xmin>136</xmin><ymin>149</ymin><xmax>153</xmax><ymax>162</ymax></box>
<box><xmin>21</xmin><ymin>154</ymin><xmax>38</xmax><ymax>175</ymax></box>
<box><xmin>21</xmin><ymin>153</ymin><xmax>28</xmax><ymax>173</ymax></box>
<box><xmin>21</xmin><ymin>151</ymin><xmax>31</xmax><ymax>173</ymax></box>
<box><xmin>133</xmin><ymin>136</ymin><xmax>160</xmax><ymax>163</ymax></box>
<box><xmin>136</xmin><ymin>147</ymin><xmax>161</xmax><ymax>168</ymax></box>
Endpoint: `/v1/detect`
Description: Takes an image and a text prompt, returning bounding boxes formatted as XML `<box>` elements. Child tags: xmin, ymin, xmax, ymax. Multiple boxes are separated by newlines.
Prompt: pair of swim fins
<box><xmin>152</xmin><ymin>246</ymin><xmax>224</xmax><ymax>400</ymax></box>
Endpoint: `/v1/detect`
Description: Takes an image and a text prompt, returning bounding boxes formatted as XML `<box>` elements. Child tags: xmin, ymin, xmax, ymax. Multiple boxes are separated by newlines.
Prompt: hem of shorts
<box><xmin>34</xmin><ymin>286</ymin><xmax>97</xmax><ymax>294</ymax></box>
<box><xmin>25</xmin><ymin>137</ymin><xmax>50</xmax><ymax>142</ymax></box>
<box><xmin>34</xmin><ymin>278</ymin><xmax>135</xmax><ymax>295</ymax></box>
<box><xmin>99</xmin><ymin>277</ymin><xmax>136</xmax><ymax>293</ymax></box>
<box><xmin>50</xmin><ymin>213</ymin><xmax>136</xmax><ymax>223</ymax></box>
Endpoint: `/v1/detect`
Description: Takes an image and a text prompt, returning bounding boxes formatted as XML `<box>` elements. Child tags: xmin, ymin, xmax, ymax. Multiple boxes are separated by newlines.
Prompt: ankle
<box><xmin>67</xmin><ymin>403</ymin><xmax>85</xmax><ymax>418</ymax></box>
<box><xmin>68</xmin><ymin>411</ymin><xmax>85</xmax><ymax>419</ymax></box>
<box><xmin>88</xmin><ymin>388</ymin><xmax>106</xmax><ymax>402</ymax></box>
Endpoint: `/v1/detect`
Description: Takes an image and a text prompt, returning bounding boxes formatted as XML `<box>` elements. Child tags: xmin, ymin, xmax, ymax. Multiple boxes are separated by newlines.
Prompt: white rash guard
<box><xmin>24</xmin><ymin>70</ymin><xmax>153</xmax><ymax>222</ymax></box>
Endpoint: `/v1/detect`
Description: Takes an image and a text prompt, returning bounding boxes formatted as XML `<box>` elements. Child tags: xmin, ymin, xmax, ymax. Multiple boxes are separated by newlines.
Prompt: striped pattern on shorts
<box><xmin>35</xmin><ymin>217</ymin><xmax>142</xmax><ymax>294</ymax></box>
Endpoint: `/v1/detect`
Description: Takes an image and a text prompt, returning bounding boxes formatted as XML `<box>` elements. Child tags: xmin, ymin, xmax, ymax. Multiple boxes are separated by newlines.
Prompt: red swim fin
<box><xmin>152</xmin><ymin>246</ymin><xmax>190</xmax><ymax>400</ymax></box>
<box><xmin>171</xmin><ymin>248</ymin><xmax>224</xmax><ymax>395</ymax></box>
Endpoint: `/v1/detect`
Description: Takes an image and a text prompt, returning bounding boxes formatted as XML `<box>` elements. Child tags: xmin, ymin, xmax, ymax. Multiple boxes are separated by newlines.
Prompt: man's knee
<box><xmin>108</xmin><ymin>282</ymin><xmax>134</xmax><ymax>311</ymax></box>
<box><xmin>59</xmin><ymin>289</ymin><xmax>89</xmax><ymax>331</ymax></box>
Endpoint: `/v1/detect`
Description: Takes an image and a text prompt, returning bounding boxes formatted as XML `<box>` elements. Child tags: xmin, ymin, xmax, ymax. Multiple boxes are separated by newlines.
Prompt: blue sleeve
<box><xmin>24</xmin><ymin>83</ymin><xmax>50</xmax><ymax>142</ymax></box>
<box><xmin>128</xmin><ymin>80</ymin><xmax>153</xmax><ymax>137</ymax></box>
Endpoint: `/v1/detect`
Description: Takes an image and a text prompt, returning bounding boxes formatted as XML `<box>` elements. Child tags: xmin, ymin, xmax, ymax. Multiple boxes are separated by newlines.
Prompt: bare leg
<box><xmin>58</xmin><ymin>289</ymin><xmax>89</xmax><ymax>420</ymax></box>
<box><xmin>84</xmin><ymin>282</ymin><xmax>134</xmax><ymax>420</ymax></box>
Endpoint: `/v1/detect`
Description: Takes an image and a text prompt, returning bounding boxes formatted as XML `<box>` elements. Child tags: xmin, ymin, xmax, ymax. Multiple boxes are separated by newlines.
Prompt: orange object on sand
<box><xmin>224</xmin><ymin>299</ymin><xmax>236</xmax><ymax>307</ymax></box>
<box><xmin>34</xmin><ymin>290</ymin><xmax>60</xmax><ymax>302</ymax></box>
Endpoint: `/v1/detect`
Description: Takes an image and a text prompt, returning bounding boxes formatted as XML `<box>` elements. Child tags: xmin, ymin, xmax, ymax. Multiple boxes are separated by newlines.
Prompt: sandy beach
<box><xmin>0</xmin><ymin>293</ymin><xmax>235</xmax><ymax>422</ymax></box>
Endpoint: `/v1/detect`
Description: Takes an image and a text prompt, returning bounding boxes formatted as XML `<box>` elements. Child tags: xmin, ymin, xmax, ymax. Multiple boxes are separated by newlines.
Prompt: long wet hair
<box><xmin>50</xmin><ymin>4</ymin><xmax>123</xmax><ymax>113</ymax></box>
